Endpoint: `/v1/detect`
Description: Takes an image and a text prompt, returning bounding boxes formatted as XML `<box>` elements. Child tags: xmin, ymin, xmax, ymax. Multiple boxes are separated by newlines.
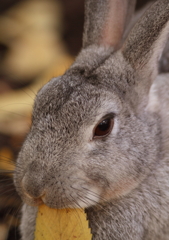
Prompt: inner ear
<box><xmin>100</xmin><ymin>0</ymin><xmax>128</xmax><ymax>47</ymax></box>
<box><xmin>83</xmin><ymin>0</ymin><xmax>136</xmax><ymax>48</ymax></box>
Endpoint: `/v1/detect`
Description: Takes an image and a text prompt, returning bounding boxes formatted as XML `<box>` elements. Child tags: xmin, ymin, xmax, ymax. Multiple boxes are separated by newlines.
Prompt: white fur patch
<box><xmin>146</xmin><ymin>81</ymin><xmax>159</xmax><ymax>112</ymax></box>
<box><xmin>76</xmin><ymin>186</ymin><xmax>101</xmax><ymax>208</ymax></box>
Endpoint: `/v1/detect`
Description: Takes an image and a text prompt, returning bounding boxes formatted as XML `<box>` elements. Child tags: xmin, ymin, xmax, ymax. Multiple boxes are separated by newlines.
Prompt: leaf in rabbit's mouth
<box><xmin>35</xmin><ymin>205</ymin><xmax>92</xmax><ymax>240</ymax></box>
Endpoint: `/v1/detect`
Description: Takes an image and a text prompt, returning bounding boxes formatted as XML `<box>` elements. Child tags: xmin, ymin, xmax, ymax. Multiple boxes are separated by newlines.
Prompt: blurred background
<box><xmin>0</xmin><ymin>0</ymin><xmax>155</xmax><ymax>239</ymax></box>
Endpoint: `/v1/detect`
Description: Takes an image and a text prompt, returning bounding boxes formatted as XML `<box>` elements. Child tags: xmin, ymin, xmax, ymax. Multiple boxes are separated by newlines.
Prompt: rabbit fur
<box><xmin>14</xmin><ymin>0</ymin><xmax>169</xmax><ymax>239</ymax></box>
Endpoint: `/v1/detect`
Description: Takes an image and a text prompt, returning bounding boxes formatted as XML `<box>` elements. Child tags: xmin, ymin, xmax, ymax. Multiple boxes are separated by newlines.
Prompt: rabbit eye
<box><xmin>93</xmin><ymin>117</ymin><xmax>114</xmax><ymax>139</ymax></box>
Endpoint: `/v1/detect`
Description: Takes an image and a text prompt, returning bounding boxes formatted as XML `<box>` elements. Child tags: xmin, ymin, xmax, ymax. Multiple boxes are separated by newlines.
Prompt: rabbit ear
<box><xmin>83</xmin><ymin>0</ymin><xmax>136</xmax><ymax>49</ymax></box>
<box><xmin>122</xmin><ymin>0</ymin><xmax>169</xmax><ymax>84</ymax></box>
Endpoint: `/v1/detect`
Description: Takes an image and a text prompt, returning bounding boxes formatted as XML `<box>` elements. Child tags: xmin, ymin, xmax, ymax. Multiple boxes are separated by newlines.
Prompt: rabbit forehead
<box><xmin>98</xmin><ymin>51</ymin><xmax>135</xmax><ymax>89</ymax></box>
<box><xmin>71</xmin><ymin>50</ymin><xmax>135</xmax><ymax>95</ymax></box>
<box><xmin>33</xmin><ymin>75</ymin><xmax>122</xmax><ymax>130</ymax></box>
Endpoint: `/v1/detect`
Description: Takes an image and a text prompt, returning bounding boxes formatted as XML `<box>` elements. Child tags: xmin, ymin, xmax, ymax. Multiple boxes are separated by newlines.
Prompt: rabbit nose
<box><xmin>24</xmin><ymin>191</ymin><xmax>45</xmax><ymax>205</ymax></box>
<box><xmin>22</xmin><ymin>173</ymin><xmax>46</xmax><ymax>200</ymax></box>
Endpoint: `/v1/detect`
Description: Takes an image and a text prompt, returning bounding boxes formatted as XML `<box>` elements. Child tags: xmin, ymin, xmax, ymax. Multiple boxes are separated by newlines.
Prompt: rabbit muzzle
<box><xmin>17</xmin><ymin>155</ymin><xmax>102</xmax><ymax>209</ymax></box>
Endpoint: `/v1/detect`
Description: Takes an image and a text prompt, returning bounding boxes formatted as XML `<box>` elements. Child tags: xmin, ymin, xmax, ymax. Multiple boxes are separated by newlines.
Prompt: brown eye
<box><xmin>93</xmin><ymin>117</ymin><xmax>114</xmax><ymax>139</ymax></box>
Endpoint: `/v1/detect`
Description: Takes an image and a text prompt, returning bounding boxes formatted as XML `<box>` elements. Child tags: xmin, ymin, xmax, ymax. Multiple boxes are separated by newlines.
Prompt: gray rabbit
<box><xmin>14</xmin><ymin>0</ymin><xmax>169</xmax><ymax>239</ymax></box>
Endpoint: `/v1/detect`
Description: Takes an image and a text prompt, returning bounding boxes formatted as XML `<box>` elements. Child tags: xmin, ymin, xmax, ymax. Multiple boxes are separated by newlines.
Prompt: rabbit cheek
<box><xmin>100</xmin><ymin>178</ymin><xmax>137</xmax><ymax>201</ymax></box>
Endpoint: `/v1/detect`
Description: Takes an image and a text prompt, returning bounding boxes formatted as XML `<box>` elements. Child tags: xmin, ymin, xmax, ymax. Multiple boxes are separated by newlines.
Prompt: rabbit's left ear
<box><xmin>83</xmin><ymin>0</ymin><xmax>136</xmax><ymax>49</ymax></box>
<box><xmin>122</xmin><ymin>0</ymin><xmax>169</xmax><ymax>88</ymax></box>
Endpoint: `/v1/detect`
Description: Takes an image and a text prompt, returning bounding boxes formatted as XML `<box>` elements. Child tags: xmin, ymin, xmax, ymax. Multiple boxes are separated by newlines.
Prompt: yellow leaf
<box><xmin>35</xmin><ymin>204</ymin><xmax>92</xmax><ymax>240</ymax></box>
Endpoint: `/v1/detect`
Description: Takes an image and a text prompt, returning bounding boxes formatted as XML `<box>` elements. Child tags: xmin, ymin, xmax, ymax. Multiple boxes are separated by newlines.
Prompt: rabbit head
<box><xmin>14</xmin><ymin>0</ymin><xmax>169</xmax><ymax>210</ymax></box>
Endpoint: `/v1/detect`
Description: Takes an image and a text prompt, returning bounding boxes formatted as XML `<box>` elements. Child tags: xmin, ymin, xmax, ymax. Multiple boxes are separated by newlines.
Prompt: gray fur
<box><xmin>14</xmin><ymin>0</ymin><xmax>169</xmax><ymax>239</ymax></box>
<box><xmin>19</xmin><ymin>204</ymin><xmax>37</xmax><ymax>240</ymax></box>
<box><xmin>123</xmin><ymin>0</ymin><xmax>169</xmax><ymax>70</ymax></box>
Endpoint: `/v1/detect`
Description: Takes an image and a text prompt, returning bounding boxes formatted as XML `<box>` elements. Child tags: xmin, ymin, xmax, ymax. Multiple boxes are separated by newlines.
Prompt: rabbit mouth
<box><xmin>38</xmin><ymin>184</ymin><xmax>101</xmax><ymax>209</ymax></box>
<box><xmin>21</xmin><ymin>191</ymin><xmax>44</xmax><ymax>207</ymax></box>
<box><xmin>21</xmin><ymin>177</ymin><xmax>102</xmax><ymax>209</ymax></box>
